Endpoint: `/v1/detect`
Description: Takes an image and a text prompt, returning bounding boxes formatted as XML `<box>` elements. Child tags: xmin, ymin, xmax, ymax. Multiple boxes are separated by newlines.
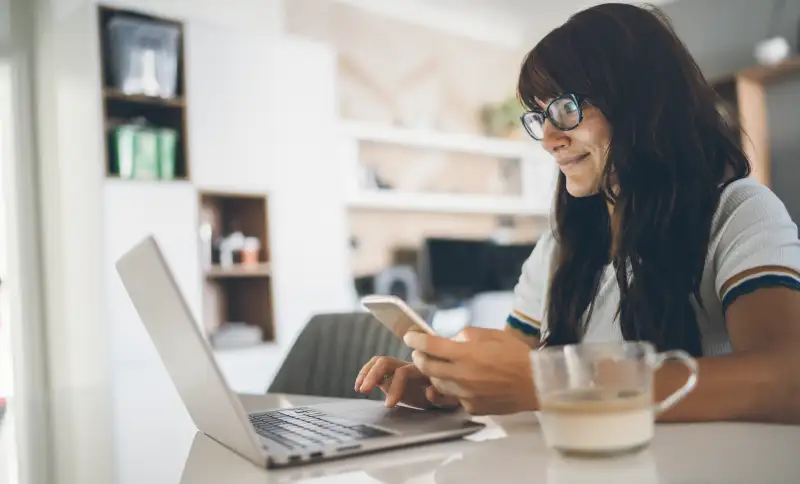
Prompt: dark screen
<box><xmin>420</xmin><ymin>238</ymin><xmax>536</xmax><ymax>302</ymax></box>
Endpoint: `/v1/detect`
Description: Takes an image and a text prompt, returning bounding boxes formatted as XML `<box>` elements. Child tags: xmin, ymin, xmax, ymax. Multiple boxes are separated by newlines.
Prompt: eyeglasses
<box><xmin>520</xmin><ymin>94</ymin><xmax>586</xmax><ymax>141</ymax></box>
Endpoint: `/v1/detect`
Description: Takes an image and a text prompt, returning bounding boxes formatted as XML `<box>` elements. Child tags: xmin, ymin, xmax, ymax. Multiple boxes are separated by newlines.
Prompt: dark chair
<box><xmin>267</xmin><ymin>309</ymin><xmax>432</xmax><ymax>400</ymax></box>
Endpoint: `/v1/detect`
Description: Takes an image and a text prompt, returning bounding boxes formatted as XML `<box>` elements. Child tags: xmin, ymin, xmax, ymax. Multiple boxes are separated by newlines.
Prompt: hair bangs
<box><xmin>517</xmin><ymin>27</ymin><xmax>584</xmax><ymax>110</ymax></box>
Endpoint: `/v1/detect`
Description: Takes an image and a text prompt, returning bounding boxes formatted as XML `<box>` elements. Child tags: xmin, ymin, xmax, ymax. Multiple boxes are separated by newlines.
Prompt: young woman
<box><xmin>355</xmin><ymin>3</ymin><xmax>800</xmax><ymax>423</ymax></box>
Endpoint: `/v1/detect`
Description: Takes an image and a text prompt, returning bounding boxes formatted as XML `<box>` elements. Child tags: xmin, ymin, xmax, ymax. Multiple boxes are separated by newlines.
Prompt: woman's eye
<box><xmin>564</xmin><ymin>101</ymin><xmax>578</xmax><ymax>113</ymax></box>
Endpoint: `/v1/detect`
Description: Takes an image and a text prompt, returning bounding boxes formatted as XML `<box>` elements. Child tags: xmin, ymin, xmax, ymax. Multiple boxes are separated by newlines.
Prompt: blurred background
<box><xmin>2</xmin><ymin>0</ymin><xmax>800</xmax><ymax>483</ymax></box>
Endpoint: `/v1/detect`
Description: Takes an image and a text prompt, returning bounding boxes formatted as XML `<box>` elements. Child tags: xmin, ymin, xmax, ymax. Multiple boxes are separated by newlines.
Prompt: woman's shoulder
<box><xmin>519</xmin><ymin>228</ymin><xmax>558</xmax><ymax>276</ymax></box>
<box><xmin>713</xmin><ymin>178</ymin><xmax>793</xmax><ymax>234</ymax></box>
<box><xmin>535</xmin><ymin>228</ymin><xmax>558</xmax><ymax>252</ymax></box>
<box><xmin>532</xmin><ymin>228</ymin><xmax>558</xmax><ymax>260</ymax></box>
<box><xmin>708</xmin><ymin>177</ymin><xmax>800</xmax><ymax>311</ymax></box>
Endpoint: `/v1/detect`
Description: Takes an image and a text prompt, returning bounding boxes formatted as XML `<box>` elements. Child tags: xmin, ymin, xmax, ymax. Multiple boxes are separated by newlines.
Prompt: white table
<box><xmin>3</xmin><ymin>392</ymin><xmax>800</xmax><ymax>484</ymax></box>
<box><xmin>183</xmin><ymin>394</ymin><xmax>800</xmax><ymax>484</ymax></box>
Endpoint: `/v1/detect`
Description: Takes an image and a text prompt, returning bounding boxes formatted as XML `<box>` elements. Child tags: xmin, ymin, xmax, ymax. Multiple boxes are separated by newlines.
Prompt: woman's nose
<box><xmin>541</xmin><ymin>120</ymin><xmax>569</xmax><ymax>154</ymax></box>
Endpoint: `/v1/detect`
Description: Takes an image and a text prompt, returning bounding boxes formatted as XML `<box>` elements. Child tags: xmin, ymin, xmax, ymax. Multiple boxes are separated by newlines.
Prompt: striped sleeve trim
<box><xmin>721</xmin><ymin>266</ymin><xmax>800</xmax><ymax>312</ymax></box>
<box><xmin>506</xmin><ymin>309</ymin><xmax>542</xmax><ymax>338</ymax></box>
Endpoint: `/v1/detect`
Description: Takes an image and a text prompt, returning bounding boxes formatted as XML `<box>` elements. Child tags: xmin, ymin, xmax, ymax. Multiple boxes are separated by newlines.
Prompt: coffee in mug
<box><xmin>530</xmin><ymin>341</ymin><xmax>698</xmax><ymax>457</ymax></box>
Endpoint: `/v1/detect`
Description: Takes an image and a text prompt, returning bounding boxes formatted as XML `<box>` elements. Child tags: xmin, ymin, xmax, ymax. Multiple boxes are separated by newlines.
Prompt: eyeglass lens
<box><xmin>522</xmin><ymin>95</ymin><xmax>582</xmax><ymax>140</ymax></box>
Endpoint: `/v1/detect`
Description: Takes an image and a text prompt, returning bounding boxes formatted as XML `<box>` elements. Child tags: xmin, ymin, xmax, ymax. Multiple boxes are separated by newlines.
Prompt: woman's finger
<box><xmin>359</xmin><ymin>357</ymin><xmax>397</xmax><ymax>393</ymax></box>
<box><xmin>384</xmin><ymin>366</ymin><xmax>412</xmax><ymax>407</ymax></box>
<box><xmin>411</xmin><ymin>349</ymin><xmax>460</xmax><ymax>380</ymax></box>
<box><xmin>425</xmin><ymin>385</ymin><xmax>460</xmax><ymax>409</ymax></box>
<box><xmin>404</xmin><ymin>332</ymin><xmax>467</xmax><ymax>361</ymax></box>
<box><xmin>430</xmin><ymin>376</ymin><xmax>471</xmax><ymax>399</ymax></box>
<box><xmin>354</xmin><ymin>356</ymin><xmax>380</xmax><ymax>391</ymax></box>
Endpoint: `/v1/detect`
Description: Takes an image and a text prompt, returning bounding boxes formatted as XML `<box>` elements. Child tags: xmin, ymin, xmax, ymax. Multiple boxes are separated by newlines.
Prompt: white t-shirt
<box><xmin>506</xmin><ymin>178</ymin><xmax>800</xmax><ymax>356</ymax></box>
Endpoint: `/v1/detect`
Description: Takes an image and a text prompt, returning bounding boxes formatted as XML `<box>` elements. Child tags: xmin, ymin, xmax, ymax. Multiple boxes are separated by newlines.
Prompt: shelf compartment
<box><xmin>206</xmin><ymin>278</ymin><xmax>275</xmax><ymax>343</ymax></box>
<box><xmin>206</xmin><ymin>263</ymin><xmax>271</xmax><ymax>279</ymax></box>
<box><xmin>98</xmin><ymin>6</ymin><xmax>189</xmax><ymax>180</ymax></box>
<box><xmin>199</xmin><ymin>191</ymin><xmax>275</xmax><ymax>343</ymax></box>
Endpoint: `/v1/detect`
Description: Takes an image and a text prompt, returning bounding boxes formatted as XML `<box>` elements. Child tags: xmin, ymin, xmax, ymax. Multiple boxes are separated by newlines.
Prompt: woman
<box><xmin>355</xmin><ymin>3</ymin><xmax>800</xmax><ymax>423</ymax></box>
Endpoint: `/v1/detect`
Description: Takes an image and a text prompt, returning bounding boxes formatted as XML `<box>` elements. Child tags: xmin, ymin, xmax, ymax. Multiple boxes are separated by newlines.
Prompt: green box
<box><xmin>112</xmin><ymin>125</ymin><xmax>138</xmax><ymax>178</ymax></box>
<box><xmin>133</xmin><ymin>128</ymin><xmax>159</xmax><ymax>180</ymax></box>
<box><xmin>157</xmin><ymin>128</ymin><xmax>178</xmax><ymax>180</ymax></box>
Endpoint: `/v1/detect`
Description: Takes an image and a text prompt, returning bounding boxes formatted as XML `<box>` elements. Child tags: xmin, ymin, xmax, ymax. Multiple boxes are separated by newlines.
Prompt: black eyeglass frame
<box><xmin>519</xmin><ymin>93</ymin><xmax>586</xmax><ymax>141</ymax></box>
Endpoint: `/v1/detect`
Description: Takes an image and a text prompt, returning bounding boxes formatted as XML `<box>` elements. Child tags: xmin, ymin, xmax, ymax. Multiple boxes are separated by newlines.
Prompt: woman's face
<box><xmin>537</xmin><ymin>98</ymin><xmax>612</xmax><ymax>197</ymax></box>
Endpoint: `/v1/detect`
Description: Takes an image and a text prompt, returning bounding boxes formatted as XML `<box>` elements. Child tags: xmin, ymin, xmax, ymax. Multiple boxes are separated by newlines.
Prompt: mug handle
<box><xmin>652</xmin><ymin>350</ymin><xmax>698</xmax><ymax>414</ymax></box>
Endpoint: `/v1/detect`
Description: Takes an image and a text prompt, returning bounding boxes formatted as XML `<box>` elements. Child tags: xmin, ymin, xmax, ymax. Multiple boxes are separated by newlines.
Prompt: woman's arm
<box><xmin>505</xmin><ymin>323</ymin><xmax>540</xmax><ymax>348</ymax></box>
<box><xmin>406</xmin><ymin>287</ymin><xmax>800</xmax><ymax>421</ymax></box>
<box><xmin>657</xmin><ymin>286</ymin><xmax>800</xmax><ymax>423</ymax></box>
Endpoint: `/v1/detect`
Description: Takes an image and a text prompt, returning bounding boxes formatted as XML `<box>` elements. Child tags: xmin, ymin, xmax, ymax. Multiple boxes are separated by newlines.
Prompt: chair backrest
<box><xmin>267</xmin><ymin>309</ymin><xmax>432</xmax><ymax>400</ymax></box>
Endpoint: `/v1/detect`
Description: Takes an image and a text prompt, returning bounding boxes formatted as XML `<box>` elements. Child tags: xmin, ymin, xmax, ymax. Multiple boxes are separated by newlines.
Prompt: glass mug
<box><xmin>530</xmin><ymin>341</ymin><xmax>698</xmax><ymax>457</ymax></box>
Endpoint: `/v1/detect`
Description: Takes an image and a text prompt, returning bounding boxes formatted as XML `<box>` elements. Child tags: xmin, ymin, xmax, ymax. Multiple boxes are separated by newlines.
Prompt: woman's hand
<box><xmin>404</xmin><ymin>328</ymin><xmax>537</xmax><ymax>416</ymax></box>
<box><xmin>355</xmin><ymin>356</ymin><xmax>460</xmax><ymax>410</ymax></box>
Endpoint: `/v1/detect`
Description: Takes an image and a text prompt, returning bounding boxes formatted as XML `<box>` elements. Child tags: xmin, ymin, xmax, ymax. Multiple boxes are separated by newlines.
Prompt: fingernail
<box><xmin>403</xmin><ymin>333</ymin><xmax>416</xmax><ymax>346</ymax></box>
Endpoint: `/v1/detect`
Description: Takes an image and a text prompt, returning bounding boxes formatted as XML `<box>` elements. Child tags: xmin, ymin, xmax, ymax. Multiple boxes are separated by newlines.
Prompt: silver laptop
<box><xmin>115</xmin><ymin>236</ymin><xmax>485</xmax><ymax>468</ymax></box>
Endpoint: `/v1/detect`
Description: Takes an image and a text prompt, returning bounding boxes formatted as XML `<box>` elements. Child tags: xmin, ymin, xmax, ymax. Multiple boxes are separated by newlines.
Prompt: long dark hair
<box><xmin>517</xmin><ymin>4</ymin><xmax>750</xmax><ymax>356</ymax></box>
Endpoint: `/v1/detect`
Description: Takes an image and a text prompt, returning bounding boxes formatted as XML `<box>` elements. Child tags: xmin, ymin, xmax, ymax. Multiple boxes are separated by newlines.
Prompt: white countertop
<box><xmin>196</xmin><ymin>394</ymin><xmax>800</xmax><ymax>484</ymax></box>
<box><xmin>3</xmin><ymin>392</ymin><xmax>800</xmax><ymax>484</ymax></box>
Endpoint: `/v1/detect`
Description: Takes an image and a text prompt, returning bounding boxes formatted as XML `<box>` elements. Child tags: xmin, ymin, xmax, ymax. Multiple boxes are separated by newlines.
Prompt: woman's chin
<box><xmin>565</xmin><ymin>181</ymin><xmax>599</xmax><ymax>198</ymax></box>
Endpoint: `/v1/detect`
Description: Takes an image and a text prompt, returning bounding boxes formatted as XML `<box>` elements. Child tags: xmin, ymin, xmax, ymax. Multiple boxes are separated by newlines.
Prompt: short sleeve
<box><xmin>714</xmin><ymin>182</ymin><xmax>800</xmax><ymax>313</ymax></box>
<box><xmin>506</xmin><ymin>231</ymin><xmax>555</xmax><ymax>339</ymax></box>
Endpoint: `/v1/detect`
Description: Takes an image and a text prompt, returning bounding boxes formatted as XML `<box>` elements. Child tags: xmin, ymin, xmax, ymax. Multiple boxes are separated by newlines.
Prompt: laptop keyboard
<box><xmin>249</xmin><ymin>407</ymin><xmax>391</xmax><ymax>450</ymax></box>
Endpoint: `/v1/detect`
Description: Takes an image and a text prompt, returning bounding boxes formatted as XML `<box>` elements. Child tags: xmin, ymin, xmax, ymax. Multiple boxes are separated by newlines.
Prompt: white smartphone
<box><xmin>361</xmin><ymin>294</ymin><xmax>438</xmax><ymax>340</ymax></box>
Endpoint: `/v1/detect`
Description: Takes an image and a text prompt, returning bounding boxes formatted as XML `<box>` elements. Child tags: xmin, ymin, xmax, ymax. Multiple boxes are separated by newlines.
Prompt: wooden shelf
<box><xmin>105</xmin><ymin>174</ymin><xmax>190</xmax><ymax>183</ymax></box>
<box><xmin>738</xmin><ymin>57</ymin><xmax>800</xmax><ymax>82</ymax></box>
<box><xmin>104</xmin><ymin>88</ymin><xmax>185</xmax><ymax>108</ymax></box>
<box><xmin>341</xmin><ymin>120</ymin><xmax>539</xmax><ymax>159</ymax></box>
<box><xmin>348</xmin><ymin>190</ymin><xmax>548</xmax><ymax>215</ymax></box>
<box><xmin>206</xmin><ymin>263</ymin><xmax>271</xmax><ymax>279</ymax></box>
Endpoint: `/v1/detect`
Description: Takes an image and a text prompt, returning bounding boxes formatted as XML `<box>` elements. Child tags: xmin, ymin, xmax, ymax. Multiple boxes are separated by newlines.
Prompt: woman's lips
<box><xmin>557</xmin><ymin>153</ymin><xmax>589</xmax><ymax>170</ymax></box>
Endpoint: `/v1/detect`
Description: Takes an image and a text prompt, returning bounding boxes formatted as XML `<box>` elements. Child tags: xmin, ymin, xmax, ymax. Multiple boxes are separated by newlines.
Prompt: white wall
<box><xmin>342</xmin><ymin>0</ymin><xmax>521</xmax><ymax>46</ymax></box>
<box><xmin>103</xmin><ymin>180</ymin><xmax>201</xmax><ymax>484</ymax></box>
<box><xmin>264</xmin><ymin>37</ymin><xmax>355</xmax><ymax>341</ymax></box>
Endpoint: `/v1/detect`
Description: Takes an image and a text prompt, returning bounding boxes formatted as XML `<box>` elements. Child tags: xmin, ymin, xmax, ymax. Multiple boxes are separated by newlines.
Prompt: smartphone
<box><xmin>361</xmin><ymin>295</ymin><xmax>438</xmax><ymax>340</ymax></box>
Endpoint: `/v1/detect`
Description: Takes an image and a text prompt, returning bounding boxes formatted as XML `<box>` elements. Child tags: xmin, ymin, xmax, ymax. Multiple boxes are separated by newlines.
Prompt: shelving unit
<box><xmin>97</xmin><ymin>6</ymin><xmax>190</xmax><ymax>180</ymax></box>
<box><xmin>341</xmin><ymin>120</ymin><xmax>554</xmax><ymax>216</ymax></box>
<box><xmin>342</xmin><ymin>119</ymin><xmax>553</xmax><ymax>281</ymax></box>
<box><xmin>198</xmin><ymin>191</ymin><xmax>275</xmax><ymax>345</ymax></box>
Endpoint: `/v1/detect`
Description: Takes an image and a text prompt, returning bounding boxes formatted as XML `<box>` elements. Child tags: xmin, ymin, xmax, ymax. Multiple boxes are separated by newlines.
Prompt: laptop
<box><xmin>115</xmin><ymin>236</ymin><xmax>485</xmax><ymax>468</ymax></box>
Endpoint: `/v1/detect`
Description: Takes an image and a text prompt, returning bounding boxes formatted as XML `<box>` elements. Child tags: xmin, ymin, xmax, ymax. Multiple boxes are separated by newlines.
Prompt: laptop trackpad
<box><xmin>310</xmin><ymin>400</ymin><xmax>470</xmax><ymax>434</ymax></box>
